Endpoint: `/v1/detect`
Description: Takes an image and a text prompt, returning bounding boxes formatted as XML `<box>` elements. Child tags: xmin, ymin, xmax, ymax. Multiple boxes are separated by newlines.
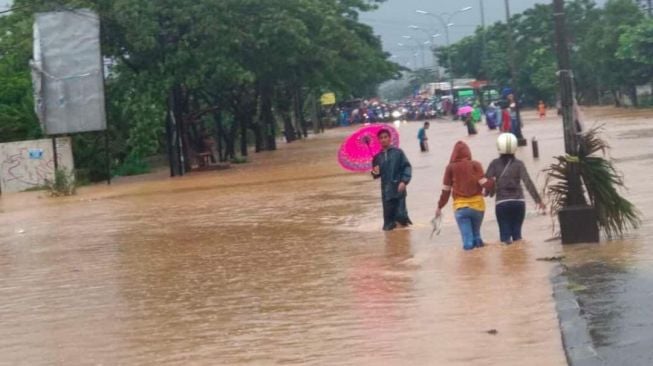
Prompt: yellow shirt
<box><xmin>453</xmin><ymin>195</ymin><xmax>486</xmax><ymax>212</ymax></box>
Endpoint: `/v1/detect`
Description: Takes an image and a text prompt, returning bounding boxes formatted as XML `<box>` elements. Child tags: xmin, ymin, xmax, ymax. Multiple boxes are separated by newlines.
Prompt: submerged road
<box><xmin>0</xmin><ymin>107</ymin><xmax>649</xmax><ymax>365</ymax></box>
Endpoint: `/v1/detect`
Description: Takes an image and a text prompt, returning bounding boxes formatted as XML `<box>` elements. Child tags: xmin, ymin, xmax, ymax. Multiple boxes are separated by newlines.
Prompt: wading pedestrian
<box><xmin>372</xmin><ymin>129</ymin><xmax>413</xmax><ymax>231</ymax></box>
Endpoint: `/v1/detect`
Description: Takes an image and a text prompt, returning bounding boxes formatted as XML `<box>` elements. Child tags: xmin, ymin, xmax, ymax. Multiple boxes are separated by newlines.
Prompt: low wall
<box><xmin>0</xmin><ymin>137</ymin><xmax>74</xmax><ymax>194</ymax></box>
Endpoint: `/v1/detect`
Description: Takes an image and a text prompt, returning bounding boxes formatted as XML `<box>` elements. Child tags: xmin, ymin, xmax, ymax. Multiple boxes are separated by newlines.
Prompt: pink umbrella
<box><xmin>457</xmin><ymin>106</ymin><xmax>474</xmax><ymax>116</ymax></box>
<box><xmin>338</xmin><ymin>124</ymin><xmax>400</xmax><ymax>172</ymax></box>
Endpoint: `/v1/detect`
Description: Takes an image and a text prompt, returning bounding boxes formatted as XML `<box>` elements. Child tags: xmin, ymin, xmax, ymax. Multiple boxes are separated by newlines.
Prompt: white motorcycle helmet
<box><xmin>497</xmin><ymin>133</ymin><xmax>518</xmax><ymax>155</ymax></box>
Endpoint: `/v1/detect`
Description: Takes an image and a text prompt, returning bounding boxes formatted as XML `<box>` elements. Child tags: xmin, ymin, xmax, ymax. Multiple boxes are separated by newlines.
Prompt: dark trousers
<box><xmin>466</xmin><ymin>120</ymin><xmax>478</xmax><ymax>135</ymax></box>
<box><xmin>382</xmin><ymin>197</ymin><xmax>412</xmax><ymax>231</ymax></box>
<box><xmin>496</xmin><ymin>201</ymin><xmax>526</xmax><ymax>243</ymax></box>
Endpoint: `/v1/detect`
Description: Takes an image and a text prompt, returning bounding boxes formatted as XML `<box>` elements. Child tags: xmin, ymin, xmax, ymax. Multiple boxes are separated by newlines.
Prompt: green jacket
<box><xmin>372</xmin><ymin>147</ymin><xmax>412</xmax><ymax>201</ymax></box>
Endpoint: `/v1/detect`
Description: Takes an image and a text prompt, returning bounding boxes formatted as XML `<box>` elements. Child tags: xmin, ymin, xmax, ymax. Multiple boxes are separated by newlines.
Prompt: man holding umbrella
<box><xmin>371</xmin><ymin>129</ymin><xmax>413</xmax><ymax>231</ymax></box>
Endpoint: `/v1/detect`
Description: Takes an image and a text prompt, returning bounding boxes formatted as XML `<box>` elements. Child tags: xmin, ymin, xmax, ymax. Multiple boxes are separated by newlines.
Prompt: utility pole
<box><xmin>553</xmin><ymin>0</ymin><xmax>598</xmax><ymax>244</ymax></box>
<box><xmin>479</xmin><ymin>0</ymin><xmax>488</xmax><ymax>104</ymax></box>
<box><xmin>504</xmin><ymin>0</ymin><xmax>527</xmax><ymax>146</ymax></box>
<box><xmin>553</xmin><ymin>0</ymin><xmax>581</xmax><ymax>169</ymax></box>
<box><xmin>480</xmin><ymin>0</ymin><xmax>487</xmax><ymax>65</ymax></box>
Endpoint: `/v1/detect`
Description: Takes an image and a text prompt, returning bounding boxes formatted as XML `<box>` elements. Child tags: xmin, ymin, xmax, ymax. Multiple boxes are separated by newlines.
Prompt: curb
<box><xmin>551</xmin><ymin>264</ymin><xmax>604</xmax><ymax>366</ymax></box>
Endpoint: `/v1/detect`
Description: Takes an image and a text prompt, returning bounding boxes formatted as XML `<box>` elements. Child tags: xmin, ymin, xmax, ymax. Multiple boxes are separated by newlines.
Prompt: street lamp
<box><xmin>408</xmin><ymin>25</ymin><xmax>442</xmax><ymax>70</ymax></box>
<box><xmin>416</xmin><ymin>6</ymin><xmax>473</xmax><ymax>98</ymax></box>
<box><xmin>401</xmin><ymin>35</ymin><xmax>427</xmax><ymax>68</ymax></box>
<box><xmin>397</xmin><ymin>42</ymin><xmax>420</xmax><ymax>70</ymax></box>
<box><xmin>408</xmin><ymin>25</ymin><xmax>441</xmax><ymax>39</ymax></box>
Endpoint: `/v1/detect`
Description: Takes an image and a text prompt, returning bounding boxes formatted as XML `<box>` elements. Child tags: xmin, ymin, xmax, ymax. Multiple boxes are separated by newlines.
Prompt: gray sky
<box><xmin>360</xmin><ymin>0</ymin><xmax>606</xmax><ymax>68</ymax></box>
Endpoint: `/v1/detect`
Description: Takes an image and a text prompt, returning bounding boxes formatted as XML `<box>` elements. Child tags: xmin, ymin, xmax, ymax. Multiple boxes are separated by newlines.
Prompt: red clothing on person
<box><xmin>437</xmin><ymin>141</ymin><xmax>493</xmax><ymax>209</ymax></box>
<box><xmin>501</xmin><ymin>109</ymin><xmax>512</xmax><ymax>132</ymax></box>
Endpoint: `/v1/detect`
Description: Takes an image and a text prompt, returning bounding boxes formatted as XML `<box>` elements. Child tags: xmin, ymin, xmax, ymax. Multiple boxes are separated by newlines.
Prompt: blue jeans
<box><xmin>454</xmin><ymin>208</ymin><xmax>485</xmax><ymax>250</ymax></box>
<box><xmin>496</xmin><ymin>201</ymin><xmax>526</xmax><ymax>243</ymax></box>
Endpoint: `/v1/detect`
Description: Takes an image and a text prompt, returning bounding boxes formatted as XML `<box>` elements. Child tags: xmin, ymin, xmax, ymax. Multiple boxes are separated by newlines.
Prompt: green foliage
<box><xmin>544</xmin><ymin>126</ymin><xmax>642</xmax><ymax>238</ymax></box>
<box><xmin>0</xmin><ymin>10</ymin><xmax>42</xmax><ymax>143</ymax></box>
<box><xmin>437</xmin><ymin>0</ymin><xmax>652</xmax><ymax>106</ymax></box>
<box><xmin>1</xmin><ymin>0</ymin><xmax>399</xmax><ymax>181</ymax></box>
<box><xmin>618</xmin><ymin>18</ymin><xmax>653</xmax><ymax>65</ymax></box>
<box><xmin>45</xmin><ymin>168</ymin><xmax>77</xmax><ymax>197</ymax></box>
<box><xmin>113</xmin><ymin>156</ymin><xmax>151</xmax><ymax>177</ymax></box>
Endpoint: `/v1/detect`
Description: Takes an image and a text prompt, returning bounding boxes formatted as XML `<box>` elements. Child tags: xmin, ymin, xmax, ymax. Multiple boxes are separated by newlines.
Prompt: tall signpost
<box><xmin>32</xmin><ymin>10</ymin><xmax>109</xmax><ymax>183</ymax></box>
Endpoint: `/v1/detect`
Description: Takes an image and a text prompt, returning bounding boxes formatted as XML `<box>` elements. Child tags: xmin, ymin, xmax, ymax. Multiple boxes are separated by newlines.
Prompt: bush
<box><xmin>45</xmin><ymin>168</ymin><xmax>76</xmax><ymax>197</ymax></box>
<box><xmin>543</xmin><ymin>125</ymin><xmax>641</xmax><ymax>238</ymax></box>
<box><xmin>113</xmin><ymin>156</ymin><xmax>151</xmax><ymax>177</ymax></box>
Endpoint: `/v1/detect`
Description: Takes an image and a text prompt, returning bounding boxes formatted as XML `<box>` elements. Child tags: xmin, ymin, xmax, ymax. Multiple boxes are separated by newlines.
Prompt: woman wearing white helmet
<box><xmin>486</xmin><ymin>133</ymin><xmax>545</xmax><ymax>245</ymax></box>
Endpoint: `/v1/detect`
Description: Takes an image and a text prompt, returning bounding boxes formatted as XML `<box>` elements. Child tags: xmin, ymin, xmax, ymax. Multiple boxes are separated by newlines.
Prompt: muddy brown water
<box><xmin>555</xmin><ymin>108</ymin><xmax>653</xmax><ymax>365</ymax></box>
<box><xmin>1</xmin><ymin>108</ymin><xmax>648</xmax><ymax>365</ymax></box>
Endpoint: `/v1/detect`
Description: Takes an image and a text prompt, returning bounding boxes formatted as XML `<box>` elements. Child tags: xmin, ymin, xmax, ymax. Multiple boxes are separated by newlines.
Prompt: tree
<box><xmin>0</xmin><ymin>10</ymin><xmax>41</xmax><ymax>143</ymax></box>
<box><xmin>1</xmin><ymin>0</ymin><xmax>400</xmax><ymax>181</ymax></box>
<box><xmin>618</xmin><ymin>17</ymin><xmax>653</xmax><ymax>66</ymax></box>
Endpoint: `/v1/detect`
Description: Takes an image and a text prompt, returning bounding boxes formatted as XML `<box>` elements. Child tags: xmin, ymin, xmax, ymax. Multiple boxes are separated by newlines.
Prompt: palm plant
<box><xmin>543</xmin><ymin>125</ymin><xmax>641</xmax><ymax>238</ymax></box>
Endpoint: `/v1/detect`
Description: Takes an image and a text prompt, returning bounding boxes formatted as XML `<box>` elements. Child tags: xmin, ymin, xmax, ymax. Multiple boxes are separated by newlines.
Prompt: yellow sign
<box><xmin>320</xmin><ymin>93</ymin><xmax>336</xmax><ymax>106</ymax></box>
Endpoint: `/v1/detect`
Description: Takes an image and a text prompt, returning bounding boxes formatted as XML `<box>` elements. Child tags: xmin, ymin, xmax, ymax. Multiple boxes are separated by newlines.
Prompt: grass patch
<box><xmin>230</xmin><ymin>156</ymin><xmax>248</xmax><ymax>164</ymax></box>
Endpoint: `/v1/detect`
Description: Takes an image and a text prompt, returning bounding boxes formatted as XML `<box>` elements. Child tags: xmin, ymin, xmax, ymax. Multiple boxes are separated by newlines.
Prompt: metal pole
<box><xmin>444</xmin><ymin>25</ymin><xmax>455</xmax><ymax>100</ymax></box>
<box><xmin>504</xmin><ymin>0</ymin><xmax>527</xmax><ymax>145</ymax></box>
<box><xmin>105</xmin><ymin>130</ymin><xmax>111</xmax><ymax>185</ymax></box>
<box><xmin>479</xmin><ymin>0</ymin><xmax>488</xmax><ymax>106</ymax></box>
<box><xmin>421</xmin><ymin>45</ymin><xmax>426</xmax><ymax>69</ymax></box>
<box><xmin>52</xmin><ymin>136</ymin><xmax>59</xmax><ymax>171</ymax></box>
<box><xmin>480</xmin><ymin>0</ymin><xmax>487</xmax><ymax>75</ymax></box>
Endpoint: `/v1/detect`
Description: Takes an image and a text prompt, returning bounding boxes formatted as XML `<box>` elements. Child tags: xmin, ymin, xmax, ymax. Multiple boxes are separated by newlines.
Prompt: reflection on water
<box><xmin>11</xmin><ymin>110</ymin><xmax>647</xmax><ymax>365</ymax></box>
<box><xmin>559</xmin><ymin>106</ymin><xmax>653</xmax><ymax>365</ymax></box>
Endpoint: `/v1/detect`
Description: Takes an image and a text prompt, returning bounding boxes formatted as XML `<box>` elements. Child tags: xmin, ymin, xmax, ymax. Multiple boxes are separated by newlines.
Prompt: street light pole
<box><xmin>397</xmin><ymin>42</ymin><xmax>420</xmax><ymax>70</ymax></box>
<box><xmin>416</xmin><ymin>7</ymin><xmax>472</xmax><ymax>101</ymax></box>
<box><xmin>504</xmin><ymin>0</ymin><xmax>527</xmax><ymax>146</ymax></box>
<box><xmin>480</xmin><ymin>0</ymin><xmax>487</xmax><ymax>74</ymax></box>
<box><xmin>403</xmin><ymin>35</ymin><xmax>427</xmax><ymax>68</ymax></box>
<box><xmin>408</xmin><ymin>25</ymin><xmax>441</xmax><ymax>69</ymax></box>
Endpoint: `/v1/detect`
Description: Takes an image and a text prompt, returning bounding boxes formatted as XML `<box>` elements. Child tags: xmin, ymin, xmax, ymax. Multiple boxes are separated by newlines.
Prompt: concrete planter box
<box><xmin>558</xmin><ymin>205</ymin><xmax>600</xmax><ymax>244</ymax></box>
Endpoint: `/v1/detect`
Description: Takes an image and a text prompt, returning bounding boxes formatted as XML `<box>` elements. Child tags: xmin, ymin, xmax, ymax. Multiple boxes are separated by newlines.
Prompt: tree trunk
<box><xmin>295</xmin><ymin>87</ymin><xmax>308</xmax><ymax>138</ymax></box>
<box><xmin>171</xmin><ymin>85</ymin><xmax>189</xmax><ymax>175</ymax></box>
<box><xmin>282</xmin><ymin>87</ymin><xmax>297</xmax><ymax>142</ymax></box>
<box><xmin>240</xmin><ymin>112</ymin><xmax>249</xmax><ymax>157</ymax></box>
<box><xmin>612</xmin><ymin>89</ymin><xmax>621</xmax><ymax>107</ymax></box>
<box><xmin>165</xmin><ymin>89</ymin><xmax>181</xmax><ymax>177</ymax></box>
<box><xmin>310</xmin><ymin>92</ymin><xmax>320</xmax><ymax>135</ymax></box>
<box><xmin>628</xmin><ymin>85</ymin><xmax>638</xmax><ymax>108</ymax></box>
<box><xmin>212</xmin><ymin>109</ymin><xmax>226</xmax><ymax>162</ymax></box>
<box><xmin>284</xmin><ymin>112</ymin><xmax>296</xmax><ymax>143</ymax></box>
<box><xmin>260</xmin><ymin>83</ymin><xmax>276</xmax><ymax>151</ymax></box>
<box><xmin>227</xmin><ymin>117</ymin><xmax>237</xmax><ymax>160</ymax></box>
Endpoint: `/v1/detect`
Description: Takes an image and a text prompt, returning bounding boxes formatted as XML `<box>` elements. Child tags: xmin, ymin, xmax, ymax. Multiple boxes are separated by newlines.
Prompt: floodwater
<box><xmin>555</xmin><ymin>108</ymin><xmax>653</xmax><ymax>365</ymax></box>
<box><xmin>1</xmin><ymin>107</ymin><xmax>647</xmax><ymax>365</ymax></box>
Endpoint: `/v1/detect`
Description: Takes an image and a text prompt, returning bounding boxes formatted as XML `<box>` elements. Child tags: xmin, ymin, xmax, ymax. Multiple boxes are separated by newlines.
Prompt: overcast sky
<box><xmin>1</xmin><ymin>0</ymin><xmax>610</xmax><ymax>68</ymax></box>
<box><xmin>360</xmin><ymin>0</ymin><xmax>606</xmax><ymax>67</ymax></box>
